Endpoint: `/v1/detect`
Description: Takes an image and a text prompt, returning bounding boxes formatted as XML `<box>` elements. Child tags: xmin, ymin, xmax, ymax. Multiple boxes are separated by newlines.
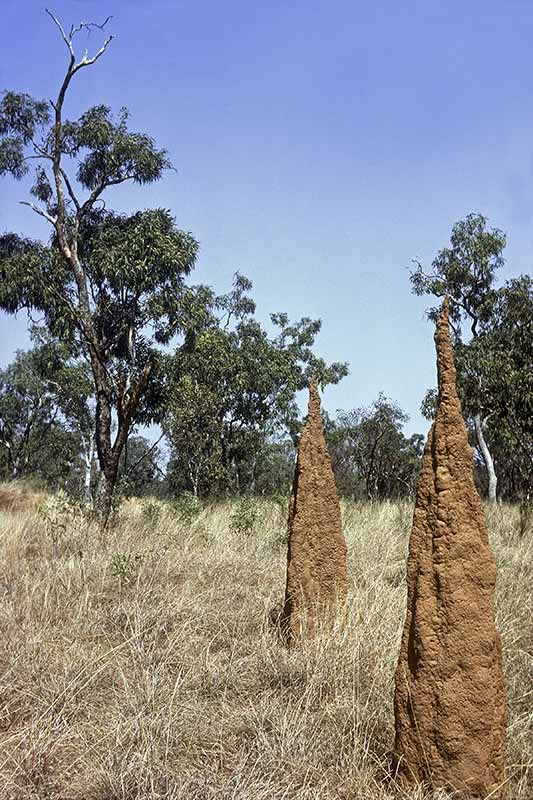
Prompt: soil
<box><xmin>393</xmin><ymin>299</ymin><xmax>508</xmax><ymax>797</ymax></box>
<box><xmin>281</xmin><ymin>378</ymin><xmax>347</xmax><ymax>645</ymax></box>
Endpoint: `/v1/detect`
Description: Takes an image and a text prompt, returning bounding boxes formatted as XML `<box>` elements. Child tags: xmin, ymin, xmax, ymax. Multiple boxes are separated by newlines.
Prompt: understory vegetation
<box><xmin>0</xmin><ymin>492</ymin><xmax>530</xmax><ymax>800</ymax></box>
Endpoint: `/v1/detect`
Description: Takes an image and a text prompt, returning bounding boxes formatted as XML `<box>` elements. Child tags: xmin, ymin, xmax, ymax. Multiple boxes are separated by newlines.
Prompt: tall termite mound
<box><xmin>394</xmin><ymin>299</ymin><xmax>507</xmax><ymax>797</ymax></box>
<box><xmin>281</xmin><ymin>378</ymin><xmax>347</xmax><ymax>645</ymax></box>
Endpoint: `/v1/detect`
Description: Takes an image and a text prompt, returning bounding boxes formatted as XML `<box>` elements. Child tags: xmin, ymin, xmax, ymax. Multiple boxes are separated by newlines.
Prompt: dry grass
<box><xmin>0</xmin><ymin>481</ymin><xmax>44</xmax><ymax>513</ymax></box>
<box><xmin>0</xmin><ymin>492</ymin><xmax>531</xmax><ymax>799</ymax></box>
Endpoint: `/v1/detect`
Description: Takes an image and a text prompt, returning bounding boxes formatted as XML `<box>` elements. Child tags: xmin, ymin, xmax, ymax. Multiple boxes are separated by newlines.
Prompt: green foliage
<box><xmin>60</xmin><ymin>105</ymin><xmax>171</xmax><ymax>190</ymax></box>
<box><xmin>230</xmin><ymin>497</ymin><xmax>258</xmax><ymax>536</ymax></box>
<box><xmin>0</xmin><ymin>14</ymin><xmax>201</xmax><ymax>523</ymax></box>
<box><xmin>411</xmin><ymin>213</ymin><xmax>532</xmax><ymax>500</ymax></box>
<box><xmin>119</xmin><ymin>435</ymin><xmax>163</xmax><ymax>497</ymax></box>
<box><xmin>166</xmin><ymin>275</ymin><xmax>347</xmax><ymax>498</ymax></box>
<box><xmin>171</xmin><ymin>492</ymin><xmax>203</xmax><ymax>523</ymax></box>
<box><xmin>253</xmin><ymin>440</ymin><xmax>295</xmax><ymax>496</ymax></box>
<box><xmin>410</xmin><ymin>213</ymin><xmax>506</xmax><ymax>337</ymax></box>
<box><xmin>0</xmin><ymin>92</ymin><xmax>169</xmax><ymax>191</ymax></box>
<box><xmin>0</xmin><ymin>236</ymin><xmax>61</xmax><ymax>318</ymax></box>
<box><xmin>0</xmin><ymin>91</ymin><xmax>50</xmax><ymax>178</ymax></box>
<box><xmin>480</xmin><ymin>276</ymin><xmax>532</xmax><ymax>438</ymax></box>
<box><xmin>38</xmin><ymin>490</ymin><xmax>85</xmax><ymax>546</ymax></box>
<box><xmin>458</xmin><ymin>276</ymin><xmax>533</xmax><ymax>499</ymax></box>
<box><xmin>110</xmin><ymin>552</ymin><xmax>142</xmax><ymax>584</ymax></box>
<box><xmin>271</xmin><ymin>492</ymin><xmax>290</xmax><ymax>512</ymax></box>
<box><xmin>140</xmin><ymin>500</ymin><xmax>163</xmax><ymax>525</ymax></box>
<box><xmin>0</xmin><ymin>343</ymin><xmax>92</xmax><ymax>487</ymax></box>
<box><xmin>0</xmin><ymin>13</ymin><xmax>352</xmax><ymax>518</ymax></box>
<box><xmin>328</xmin><ymin>394</ymin><xmax>423</xmax><ymax>501</ymax></box>
<box><xmin>77</xmin><ymin>208</ymin><xmax>199</xmax><ymax>350</ymax></box>
<box><xmin>1</xmin><ymin>210</ymin><xmax>199</xmax><ymax>393</ymax></box>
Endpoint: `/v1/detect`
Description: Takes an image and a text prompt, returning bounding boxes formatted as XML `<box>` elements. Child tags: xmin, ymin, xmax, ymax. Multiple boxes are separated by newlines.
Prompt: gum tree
<box><xmin>410</xmin><ymin>213</ymin><xmax>506</xmax><ymax>501</ymax></box>
<box><xmin>0</xmin><ymin>12</ymin><xmax>199</xmax><ymax>522</ymax></box>
<box><xmin>461</xmin><ymin>276</ymin><xmax>533</xmax><ymax>505</ymax></box>
<box><xmin>327</xmin><ymin>395</ymin><xmax>423</xmax><ymax>501</ymax></box>
<box><xmin>166</xmin><ymin>275</ymin><xmax>348</xmax><ymax>497</ymax></box>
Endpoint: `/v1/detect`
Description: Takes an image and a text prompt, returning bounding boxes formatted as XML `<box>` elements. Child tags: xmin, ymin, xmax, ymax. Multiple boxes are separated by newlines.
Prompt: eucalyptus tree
<box><xmin>327</xmin><ymin>395</ymin><xmax>423</xmax><ymax>501</ymax></box>
<box><xmin>0</xmin><ymin>12</ymin><xmax>198</xmax><ymax>521</ymax></box>
<box><xmin>461</xmin><ymin>276</ymin><xmax>533</xmax><ymax>501</ymax></box>
<box><xmin>410</xmin><ymin>213</ymin><xmax>506</xmax><ymax>501</ymax></box>
<box><xmin>166</xmin><ymin>276</ymin><xmax>348</xmax><ymax>497</ymax></box>
<box><xmin>0</xmin><ymin>342</ymin><xmax>91</xmax><ymax>485</ymax></box>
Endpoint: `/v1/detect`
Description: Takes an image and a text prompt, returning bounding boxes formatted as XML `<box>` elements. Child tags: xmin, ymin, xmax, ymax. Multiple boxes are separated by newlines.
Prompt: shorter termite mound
<box><xmin>280</xmin><ymin>378</ymin><xmax>347</xmax><ymax>645</ymax></box>
<box><xmin>393</xmin><ymin>298</ymin><xmax>507</xmax><ymax>798</ymax></box>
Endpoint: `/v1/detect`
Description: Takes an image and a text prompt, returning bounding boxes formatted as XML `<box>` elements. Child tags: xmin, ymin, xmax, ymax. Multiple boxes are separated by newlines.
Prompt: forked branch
<box><xmin>45</xmin><ymin>8</ymin><xmax>114</xmax><ymax>73</ymax></box>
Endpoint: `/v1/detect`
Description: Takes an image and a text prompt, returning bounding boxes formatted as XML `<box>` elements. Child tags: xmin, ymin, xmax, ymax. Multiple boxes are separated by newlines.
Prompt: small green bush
<box><xmin>171</xmin><ymin>492</ymin><xmax>203</xmax><ymax>524</ymax></box>
<box><xmin>230</xmin><ymin>496</ymin><xmax>258</xmax><ymax>536</ymax></box>
<box><xmin>38</xmin><ymin>490</ymin><xmax>85</xmax><ymax>546</ymax></box>
<box><xmin>110</xmin><ymin>552</ymin><xmax>142</xmax><ymax>584</ymax></box>
<box><xmin>140</xmin><ymin>499</ymin><xmax>163</xmax><ymax>525</ymax></box>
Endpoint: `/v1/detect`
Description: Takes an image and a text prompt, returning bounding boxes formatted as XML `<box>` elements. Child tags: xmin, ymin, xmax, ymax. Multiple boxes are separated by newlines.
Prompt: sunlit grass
<box><xmin>0</xmin><ymin>490</ymin><xmax>530</xmax><ymax>799</ymax></box>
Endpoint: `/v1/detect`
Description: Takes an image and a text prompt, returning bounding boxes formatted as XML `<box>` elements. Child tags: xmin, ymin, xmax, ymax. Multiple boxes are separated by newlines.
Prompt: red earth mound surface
<box><xmin>281</xmin><ymin>378</ymin><xmax>347</xmax><ymax>645</ymax></box>
<box><xmin>394</xmin><ymin>299</ymin><xmax>507</xmax><ymax>798</ymax></box>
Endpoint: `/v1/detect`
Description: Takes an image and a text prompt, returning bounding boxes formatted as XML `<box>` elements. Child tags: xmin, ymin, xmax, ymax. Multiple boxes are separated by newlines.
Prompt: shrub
<box><xmin>230</xmin><ymin>496</ymin><xmax>258</xmax><ymax>536</ymax></box>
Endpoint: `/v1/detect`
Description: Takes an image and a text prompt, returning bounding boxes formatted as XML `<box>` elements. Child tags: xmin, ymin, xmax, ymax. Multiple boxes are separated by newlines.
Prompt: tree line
<box><xmin>0</xmin><ymin>13</ymin><xmax>531</xmax><ymax>520</ymax></box>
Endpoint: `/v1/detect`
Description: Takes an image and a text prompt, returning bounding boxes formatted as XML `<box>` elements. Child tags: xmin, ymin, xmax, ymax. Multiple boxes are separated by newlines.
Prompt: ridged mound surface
<box><xmin>281</xmin><ymin>379</ymin><xmax>347</xmax><ymax>645</ymax></box>
<box><xmin>394</xmin><ymin>299</ymin><xmax>507</xmax><ymax>797</ymax></box>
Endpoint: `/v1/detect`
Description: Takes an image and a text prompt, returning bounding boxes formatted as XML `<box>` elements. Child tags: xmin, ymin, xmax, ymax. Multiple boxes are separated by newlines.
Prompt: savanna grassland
<box><xmin>0</xmin><ymin>489</ymin><xmax>531</xmax><ymax>800</ymax></box>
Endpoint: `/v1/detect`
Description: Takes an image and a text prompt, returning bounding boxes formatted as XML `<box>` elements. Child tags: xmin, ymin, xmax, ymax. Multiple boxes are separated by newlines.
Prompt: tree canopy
<box><xmin>0</xmin><ymin>341</ymin><xmax>91</xmax><ymax>487</ymax></box>
<box><xmin>0</xmin><ymin>13</ymin><xmax>202</xmax><ymax>521</ymax></box>
<box><xmin>327</xmin><ymin>394</ymin><xmax>423</xmax><ymax>501</ymax></box>
<box><xmin>411</xmin><ymin>213</ymin><xmax>532</xmax><ymax>501</ymax></box>
<box><xmin>165</xmin><ymin>275</ymin><xmax>348</xmax><ymax>497</ymax></box>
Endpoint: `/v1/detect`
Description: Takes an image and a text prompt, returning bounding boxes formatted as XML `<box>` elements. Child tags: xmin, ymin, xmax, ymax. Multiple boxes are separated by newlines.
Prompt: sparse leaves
<box><xmin>60</xmin><ymin>106</ymin><xmax>172</xmax><ymax>191</ymax></box>
<box><xmin>30</xmin><ymin>166</ymin><xmax>54</xmax><ymax>204</ymax></box>
<box><xmin>410</xmin><ymin>213</ymin><xmax>505</xmax><ymax>337</ymax></box>
<box><xmin>166</xmin><ymin>281</ymin><xmax>348</xmax><ymax>497</ymax></box>
<box><xmin>0</xmin><ymin>92</ymin><xmax>50</xmax><ymax>178</ymax></box>
<box><xmin>411</xmin><ymin>213</ymin><xmax>532</xmax><ymax>500</ymax></box>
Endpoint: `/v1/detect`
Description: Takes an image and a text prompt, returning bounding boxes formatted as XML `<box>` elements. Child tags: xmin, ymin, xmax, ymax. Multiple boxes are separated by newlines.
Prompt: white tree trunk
<box><xmin>474</xmin><ymin>413</ymin><xmax>497</xmax><ymax>503</ymax></box>
<box><xmin>83</xmin><ymin>436</ymin><xmax>95</xmax><ymax>505</ymax></box>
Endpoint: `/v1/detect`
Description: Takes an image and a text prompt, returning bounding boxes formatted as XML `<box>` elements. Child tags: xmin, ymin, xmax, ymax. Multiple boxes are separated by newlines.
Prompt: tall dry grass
<box><xmin>0</xmin><ymin>492</ymin><xmax>531</xmax><ymax>799</ymax></box>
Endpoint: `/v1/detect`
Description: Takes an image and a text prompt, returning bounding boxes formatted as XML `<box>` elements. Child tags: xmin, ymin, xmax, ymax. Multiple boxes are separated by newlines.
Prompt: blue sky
<box><xmin>1</xmin><ymin>0</ymin><xmax>532</xmax><ymax>436</ymax></box>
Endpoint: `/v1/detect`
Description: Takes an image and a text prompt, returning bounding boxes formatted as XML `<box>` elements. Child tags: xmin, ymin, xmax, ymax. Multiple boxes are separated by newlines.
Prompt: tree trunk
<box><xmin>83</xmin><ymin>436</ymin><xmax>95</xmax><ymax>506</ymax></box>
<box><xmin>518</xmin><ymin>497</ymin><xmax>532</xmax><ymax>539</ymax></box>
<box><xmin>474</xmin><ymin>413</ymin><xmax>497</xmax><ymax>503</ymax></box>
<box><xmin>94</xmin><ymin>467</ymin><xmax>118</xmax><ymax>527</ymax></box>
<box><xmin>249</xmin><ymin>453</ymin><xmax>257</xmax><ymax>495</ymax></box>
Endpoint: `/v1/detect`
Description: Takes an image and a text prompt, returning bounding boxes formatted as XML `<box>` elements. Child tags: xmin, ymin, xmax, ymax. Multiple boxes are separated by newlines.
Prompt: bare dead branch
<box><xmin>69</xmin><ymin>21</ymin><xmax>85</xmax><ymax>39</ymax></box>
<box><xmin>46</xmin><ymin>9</ymin><xmax>114</xmax><ymax>73</ymax></box>
<box><xmin>73</xmin><ymin>35</ymin><xmax>114</xmax><ymax>71</ymax></box>
<box><xmin>22</xmin><ymin>154</ymin><xmax>50</xmax><ymax>162</ymax></box>
<box><xmin>19</xmin><ymin>201</ymin><xmax>57</xmax><ymax>226</ymax></box>
<box><xmin>72</xmin><ymin>17</ymin><xmax>114</xmax><ymax>37</ymax></box>
<box><xmin>94</xmin><ymin>16</ymin><xmax>114</xmax><ymax>31</ymax></box>
<box><xmin>45</xmin><ymin>9</ymin><xmax>75</xmax><ymax>61</ymax></box>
